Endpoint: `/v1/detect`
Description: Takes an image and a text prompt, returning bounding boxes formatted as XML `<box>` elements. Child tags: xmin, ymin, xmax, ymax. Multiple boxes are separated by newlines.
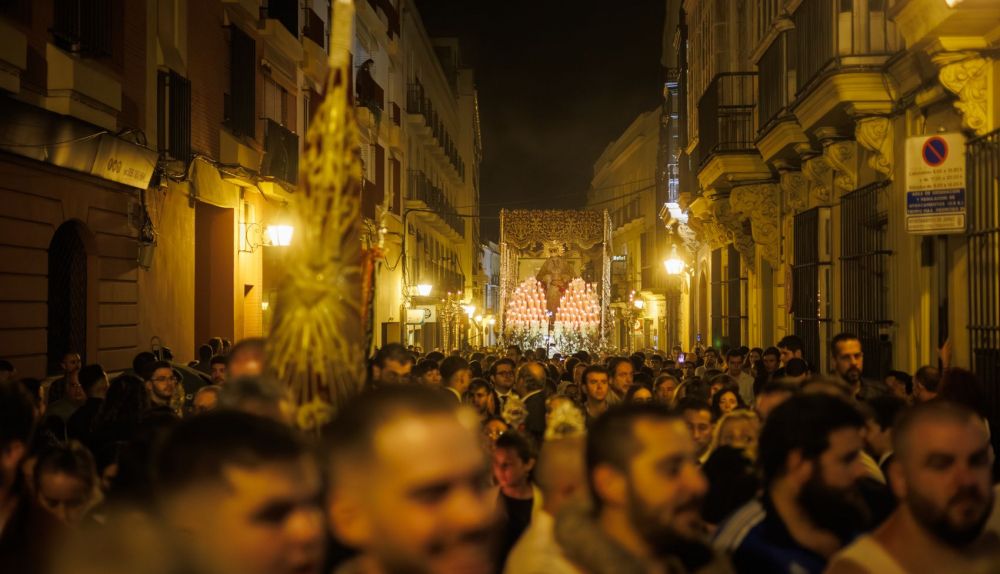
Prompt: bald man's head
<box><xmin>534</xmin><ymin>436</ymin><xmax>586</xmax><ymax>515</ymax></box>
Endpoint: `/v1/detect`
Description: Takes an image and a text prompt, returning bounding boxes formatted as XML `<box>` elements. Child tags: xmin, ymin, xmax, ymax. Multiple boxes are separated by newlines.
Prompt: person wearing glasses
<box><xmin>145</xmin><ymin>360</ymin><xmax>179</xmax><ymax>412</ymax></box>
<box><xmin>490</xmin><ymin>358</ymin><xmax>518</xmax><ymax>409</ymax></box>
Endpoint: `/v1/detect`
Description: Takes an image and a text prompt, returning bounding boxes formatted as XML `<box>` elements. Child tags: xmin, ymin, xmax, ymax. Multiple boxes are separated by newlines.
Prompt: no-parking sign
<box><xmin>905</xmin><ymin>133</ymin><xmax>966</xmax><ymax>234</ymax></box>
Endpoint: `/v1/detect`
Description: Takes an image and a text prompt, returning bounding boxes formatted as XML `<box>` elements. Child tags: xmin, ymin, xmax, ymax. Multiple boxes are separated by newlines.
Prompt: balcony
<box><xmin>261</xmin><ymin>118</ymin><xmax>299</xmax><ymax>185</ymax></box>
<box><xmin>263</xmin><ymin>0</ymin><xmax>298</xmax><ymax>39</ymax></box>
<box><xmin>697</xmin><ymin>72</ymin><xmax>769</xmax><ymax>191</ymax></box>
<box><xmin>790</xmin><ymin>0</ymin><xmax>900</xmax><ymax>131</ymax></box>
<box><xmin>259</xmin><ymin>0</ymin><xmax>303</xmax><ymax>65</ymax></box>
<box><xmin>755</xmin><ymin>33</ymin><xmax>809</xmax><ymax>164</ymax></box>
<box><xmin>302</xmin><ymin>6</ymin><xmax>325</xmax><ymax>50</ymax></box>
<box><xmin>406</xmin><ymin>81</ymin><xmax>465</xmax><ymax>182</ymax></box>
<box><xmin>407</xmin><ymin>170</ymin><xmax>464</xmax><ymax>240</ymax></box>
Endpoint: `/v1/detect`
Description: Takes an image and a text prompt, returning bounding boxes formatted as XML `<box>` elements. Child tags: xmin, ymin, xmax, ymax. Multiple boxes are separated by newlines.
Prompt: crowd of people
<box><xmin>0</xmin><ymin>331</ymin><xmax>998</xmax><ymax>574</ymax></box>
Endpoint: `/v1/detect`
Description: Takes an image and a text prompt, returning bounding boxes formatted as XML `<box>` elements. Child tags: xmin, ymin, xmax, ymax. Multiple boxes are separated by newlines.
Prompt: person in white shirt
<box><xmin>826</xmin><ymin>401</ymin><xmax>998</xmax><ymax>574</ymax></box>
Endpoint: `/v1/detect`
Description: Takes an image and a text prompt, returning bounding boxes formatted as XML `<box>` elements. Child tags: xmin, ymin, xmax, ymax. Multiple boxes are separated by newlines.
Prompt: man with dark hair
<box><xmin>754</xmin><ymin>381</ymin><xmax>799</xmax><ymax>421</ymax></box>
<box><xmin>145</xmin><ymin>360</ymin><xmax>178</xmax><ymax>411</ymax></box>
<box><xmin>439</xmin><ymin>356</ymin><xmax>471</xmax><ymax>401</ymax></box>
<box><xmin>863</xmin><ymin>395</ymin><xmax>908</xmax><ymax>480</ymax></box>
<box><xmin>227</xmin><ymin>337</ymin><xmax>266</xmax><ymax>380</ymax></box>
<box><xmin>777</xmin><ymin>335</ymin><xmax>805</xmax><ymax>366</ymax></box>
<box><xmin>676</xmin><ymin>397</ymin><xmax>714</xmax><ymax>464</ymax></box>
<box><xmin>695</xmin><ymin>347</ymin><xmax>720</xmax><ymax>377</ymax></box>
<box><xmin>607</xmin><ymin>356</ymin><xmax>633</xmax><ymax>402</ymax></box>
<box><xmin>153</xmin><ymin>411</ymin><xmax>324</xmax><ymax>574</ymax></box>
<box><xmin>371</xmin><ymin>343</ymin><xmax>414</xmax><ymax>386</ymax></box>
<box><xmin>913</xmin><ymin>365</ymin><xmax>941</xmax><ymax>403</ymax></box>
<box><xmin>882</xmin><ymin>370</ymin><xmax>912</xmax><ymax>401</ymax></box>
<box><xmin>209</xmin><ymin>355</ymin><xmax>228</xmax><ymax>385</ymax></box>
<box><xmin>582</xmin><ymin>365</ymin><xmax>611</xmax><ymax>422</ymax></box>
<box><xmin>66</xmin><ymin>364</ymin><xmax>108</xmax><ymax>442</ymax></box>
<box><xmin>726</xmin><ymin>348</ymin><xmax>755</xmax><ymax>405</ymax></box>
<box><xmin>649</xmin><ymin>353</ymin><xmax>664</xmax><ymax>375</ymax></box>
<box><xmin>411</xmin><ymin>359</ymin><xmax>441</xmax><ymax>386</ymax></box>
<box><xmin>761</xmin><ymin>347</ymin><xmax>781</xmax><ymax>376</ymax></box>
<box><xmin>830</xmin><ymin>333</ymin><xmax>887</xmax><ymax>401</ymax></box>
<box><xmin>826</xmin><ymin>402</ymin><xmax>997</xmax><ymax>573</ymax></box>
<box><xmin>326</xmin><ymin>386</ymin><xmax>495</xmax><ymax>574</ymax></box>
<box><xmin>506</xmin><ymin>345</ymin><xmax>523</xmax><ymax>363</ymax></box>
<box><xmin>490</xmin><ymin>358</ymin><xmax>518</xmax><ymax>408</ymax></box>
<box><xmin>0</xmin><ymin>380</ymin><xmax>61</xmax><ymax>574</ymax></box>
<box><xmin>715</xmin><ymin>394</ymin><xmax>870</xmax><ymax>573</ymax></box>
<box><xmin>775</xmin><ymin>357</ymin><xmax>811</xmax><ymax>386</ymax></box>
<box><xmin>515</xmin><ymin>361</ymin><xmax>548</xmax><ymax>442</ymax></box>
<box><xmin>553</xmin><ymin>403</ymin><xmax>724</xmax><ymax>573</ymax></box>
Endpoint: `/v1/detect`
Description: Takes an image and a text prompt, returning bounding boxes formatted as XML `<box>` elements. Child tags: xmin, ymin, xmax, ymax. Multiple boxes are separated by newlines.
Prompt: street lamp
<box><xmin>462</xmin><ymin>304</ymin><xmax>476</xmax><ymax>317</ymax></box>
<box><xmin>416</xmin><ymin>283</ymin><xmax>433</xmax><ymax>297</ymax></box>
<box><xmin>265</xmin><ymin>224</ymin><xmax>294</xmax><ymax>247</ymax></box>
<box><xmin>664</xmin><ymin>244</ymin><xmax>685</xmax><ymax>275</ymax></box>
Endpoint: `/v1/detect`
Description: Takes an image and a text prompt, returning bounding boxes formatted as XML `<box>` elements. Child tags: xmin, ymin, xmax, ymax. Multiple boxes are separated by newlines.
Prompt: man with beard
<box><xmin>554</xmin><ymin>403</ymin><xmax>730</xmax><ymax>574</ymax></box>
<box><xmin>830</xmin><ymin>333</ymin><xmax>888</xmax><ymax>401</ymax></box>
<box><xmin>826</xmin><ymin>401</ymin><xmax>998</xmax><ymax>573</ymax></box>
<box><xmin>369</xmin><ymin>343</ymin><xmax>414</xmax><ymax>386</ymax></box>
<box><xmin>326</xmin><ymin>385</ymin><xmax>496</xmax><ymax>574</ymax></box>
<box><xmin>714</xmin><ymin>394</ymin><xmax>869</xmax><ymax>574</ymax></box>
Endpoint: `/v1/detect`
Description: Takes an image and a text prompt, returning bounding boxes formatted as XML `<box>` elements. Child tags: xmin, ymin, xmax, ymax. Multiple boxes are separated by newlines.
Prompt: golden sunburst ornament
<box><xmin>267</xmin><ymin>0</ymin><xmax>365</xmax><ymax>429</ymax></box>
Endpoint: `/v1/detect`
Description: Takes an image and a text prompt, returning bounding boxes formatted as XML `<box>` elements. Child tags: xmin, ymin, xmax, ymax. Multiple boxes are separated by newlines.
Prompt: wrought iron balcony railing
<box><xmin>698</xmin><ymin>72</ymin><xmax>758</xmax><ymax>166</ymax></box>
<box><xmin>408</xmin><ymin>170</ymin><xmax>464</xmax><ymax>237</ymax></box>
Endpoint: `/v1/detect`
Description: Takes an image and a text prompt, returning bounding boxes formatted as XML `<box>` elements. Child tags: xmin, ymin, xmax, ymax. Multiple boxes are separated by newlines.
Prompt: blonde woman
<box><xmin>706</xmin><ymin>409</ymin><xmax>761</xmax><ymax>461</ymax></box>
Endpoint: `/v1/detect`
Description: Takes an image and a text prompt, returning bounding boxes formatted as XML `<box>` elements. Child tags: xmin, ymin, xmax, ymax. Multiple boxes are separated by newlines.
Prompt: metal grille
<box><xmin>968</xmin><ymin>128</ymin><xmax>1000</xmax><ymax>429</ymax></box>
<box><xmin>711</xmin><ymin>248</ymin><xmax>723</xmax><ymax>348</ymax></box>
<box><xmin>157</xmin><ymin>70</ymin><xmax>192</xmax><ymax>163</ymax></box>
<box><xmin>793</xmin><ymin>208</ymin><xmax>830</xmax><ymax>367</ymax></box>
<box><xmin>698</xmin><ymin>72</ymin><xmax>758</xmax><ymax>166</ymax></box>
<box><xmin>841</xmin><ymin>180</ymin><xmax>893</xmax><ymax>380</ymax></box>
<box><xmin>47</xmin><ymin>223</ymin><xmax>88</xmax><ymax>374</ymax></box>
<box><xmin>710</xmin><ymin>246</ymin><xmax>745</xmax><ymax>350</ymax></box>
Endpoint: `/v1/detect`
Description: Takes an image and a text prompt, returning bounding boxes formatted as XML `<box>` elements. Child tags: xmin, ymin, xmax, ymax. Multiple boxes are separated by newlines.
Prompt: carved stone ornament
<box><xmin>730</xmin><ymin>183</ymin><xmax>781</xmax><ymax>269</ymax></box>
<box><xmin>824</xmin><ymin>140</ymin><xmax>857</xmax><ymax>193</ymax></box>
<box><xmin>855</xmin><ymin>117</ymin><xmax>893</xmax><ymax>178</ymax></box>
<box><xmin>934</xmin><ymin>51</ymin><xmax>993</xmax><ymax>136</ymax></box>
<box><xmin>779</xmin><ymin>171</ymin><xmax>809</xmax><ymax>213</ymax></box>
<box><xmin>676</xmin><ymin>222</ymin><xmax>701</xmax><ymax>256</ymax></box>
<box><xmin>713</xmin><ymin>201</ymin><xmax>757</xmax><ymax>274</ymax></box>
<box><xmin>802</xmin><ymin>155</ymin><xmax>832</xmax><ymax>204</ymax></box>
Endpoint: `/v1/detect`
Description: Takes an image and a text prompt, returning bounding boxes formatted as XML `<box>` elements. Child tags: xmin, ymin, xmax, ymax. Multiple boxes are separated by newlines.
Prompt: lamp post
<box><xmin>620</xmin><ymin>290</ymin><xmax>645</xmax><ymax>353</ymax></box>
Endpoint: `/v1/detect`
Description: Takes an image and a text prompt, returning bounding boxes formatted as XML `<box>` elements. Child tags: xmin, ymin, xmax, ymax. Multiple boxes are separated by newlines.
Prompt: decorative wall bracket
<box><xmin>855</xmin><ymin>117</ymin><xmax>894</xmax><ymax>178</ymax></box>
<box><xmin>779</xmin><ymin>170</ymin><xmax>809</xmax><ymax>213</ymax></box>
<box><xmin>802</xmin><ymin>154</ymin><xmax>833</xmax><ymax>204</ymax></box>
<box><xmin>933</xmin><ymin>51</ymin><xmax>994</xmax><ymax>136</ymax></box>
<box><xmin>730</xmin><ymin>183</ymin><xmax>781</xmax><ymax>269</ymax></box>
<box><xmin>712</xmin><ymin>201</ymin><xmax>757</xmax><ymax>274</ymax></box>
<box><xmin>824</xmin><ymin>140</ymin><xmax>857</xmax><ymax>193</ymax></box>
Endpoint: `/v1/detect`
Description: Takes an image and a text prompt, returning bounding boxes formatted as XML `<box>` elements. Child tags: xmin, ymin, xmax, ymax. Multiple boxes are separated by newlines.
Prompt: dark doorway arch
<box><xmin>47</xmin><ymin>221</ymin><xmax>90</xmax><ymax>374</ymax></box>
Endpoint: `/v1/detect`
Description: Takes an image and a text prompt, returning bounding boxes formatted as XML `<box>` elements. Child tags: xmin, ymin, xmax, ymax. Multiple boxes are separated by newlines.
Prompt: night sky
<box><xmin>415</xmin><ymin>0</ymin><xmax>667</xmax><ymax>241</ymax></box>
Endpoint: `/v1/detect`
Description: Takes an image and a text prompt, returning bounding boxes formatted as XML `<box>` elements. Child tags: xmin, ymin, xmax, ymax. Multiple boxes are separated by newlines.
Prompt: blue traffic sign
<box><xmin>922</xmin><ymin>136</ymin><xmax>949</xmax><ymax>167</ymax></box>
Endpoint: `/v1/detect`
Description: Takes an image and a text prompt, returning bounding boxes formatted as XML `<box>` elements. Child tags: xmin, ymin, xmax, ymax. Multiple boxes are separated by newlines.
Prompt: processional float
<box><xmin>498</xmin><ymin>209</ymin><xmax>613</xmax><ymax>354</ymax></box>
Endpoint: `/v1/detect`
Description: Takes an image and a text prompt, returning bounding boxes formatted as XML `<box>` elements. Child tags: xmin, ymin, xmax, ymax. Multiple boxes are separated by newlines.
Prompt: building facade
<box><xmin>665</xmin><ymin>0</ymin><xmax>1000</xmax><ymax>391</ymax></box>
<box><xmin>0</xmin><ymin>0</ymin><xmax>480</xmax><ymax>377</ymax></box>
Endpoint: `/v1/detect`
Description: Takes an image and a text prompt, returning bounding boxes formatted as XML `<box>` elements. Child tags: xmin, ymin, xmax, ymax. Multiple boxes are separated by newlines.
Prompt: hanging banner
<box><xmin>905</xmin><ymin>133</ymin><xmax>966</xmax><ymax>234</ymax></box>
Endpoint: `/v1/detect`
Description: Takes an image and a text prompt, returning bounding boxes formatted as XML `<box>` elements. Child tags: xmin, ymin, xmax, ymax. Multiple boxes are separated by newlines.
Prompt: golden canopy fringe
<box><xmin>267</xmin><ymin>0</ymin><xmax>365</xmax><ymax>431</ymax></box>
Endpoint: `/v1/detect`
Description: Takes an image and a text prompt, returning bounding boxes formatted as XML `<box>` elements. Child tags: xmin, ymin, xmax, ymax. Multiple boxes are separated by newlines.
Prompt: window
<box><xmin>263</xmin><ymin>76</ymin><xmax>288</xmax><ymax>126</ymax></box>
<box><xmin>227</xmin><ymin>26</ymin><xmax>256</xmax><ymax>138</ymax></box>
<box><xmin>52</xmin><ymin>0</ymin><xmax>113</xmax><ymax>57</ymax></box>
<box><xmin>157</xmin><ymin>69</ymin><xmax>192</xmax><ymax>163</ymax></box>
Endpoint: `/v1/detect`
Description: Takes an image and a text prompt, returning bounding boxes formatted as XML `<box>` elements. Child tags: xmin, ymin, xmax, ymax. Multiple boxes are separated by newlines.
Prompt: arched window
<box><xmin>47</xmin><ymin>221</ymin><xmax>89</xmax><ymax>374</ymax></box>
